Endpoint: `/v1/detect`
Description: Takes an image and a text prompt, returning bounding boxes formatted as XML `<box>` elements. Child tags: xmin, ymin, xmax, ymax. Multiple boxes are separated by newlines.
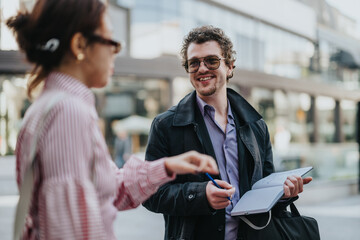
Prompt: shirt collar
<box><xmin>196</xmin><ymin>94</ymin><xmax>208</xmax><ymax>117</ymax></box>
<box><xmin>196</xmin><ymin>94</ymin><xmax>235</xmax><ymax>124</ymax></box>
<box><xmin>44</xmin><ymin>72</ymin><xmax>95</xmax><ymax>106</ymax></box>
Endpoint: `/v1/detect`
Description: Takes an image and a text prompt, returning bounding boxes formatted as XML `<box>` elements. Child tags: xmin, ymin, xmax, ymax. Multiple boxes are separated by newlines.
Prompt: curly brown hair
<box><xmin>180</xmin><ymin>25</ymin><xmax>236</xmax><ymax>80</ymax></box>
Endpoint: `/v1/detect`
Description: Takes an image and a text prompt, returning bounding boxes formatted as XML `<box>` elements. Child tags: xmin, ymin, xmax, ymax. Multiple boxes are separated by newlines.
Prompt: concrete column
<box><xmin>308</xmin><ymin>96</ymin><xmax>319</xmax><ymax>143</ymax></box>
<box><xmin>334</xmin><ymin>100</ymin><xmax>344</xmax><ymax>142</ymax></box>
<box><xmin>356</xmin><ymin>102</ymin><xmax>360</xmax><ymax>193</ymax></box>
<box><xmin>168</xmin><ymin>78</ymin><xmax>174</xmax><ymax>108</ymax></box>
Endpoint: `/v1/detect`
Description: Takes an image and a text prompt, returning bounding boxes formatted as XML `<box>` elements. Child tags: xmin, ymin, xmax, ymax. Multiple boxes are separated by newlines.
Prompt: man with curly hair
<box><xmin>143</xmin><ymin>26</ymin><xmax>311</xmax><ymax>240</ymax></box>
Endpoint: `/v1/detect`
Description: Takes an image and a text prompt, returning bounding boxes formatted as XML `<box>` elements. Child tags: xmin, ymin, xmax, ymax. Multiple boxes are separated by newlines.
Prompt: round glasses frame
<box><xmin>184</xmin><ymin>56</ymin><xmax>225</xmax><ymax>73</ymax></box>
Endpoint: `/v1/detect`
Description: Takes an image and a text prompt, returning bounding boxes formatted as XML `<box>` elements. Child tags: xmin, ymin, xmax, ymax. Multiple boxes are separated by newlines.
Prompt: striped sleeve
<box><xmin>113</xmin><ymin>156</ymin><xmax>175</xmax><ymax>210</ymax></box>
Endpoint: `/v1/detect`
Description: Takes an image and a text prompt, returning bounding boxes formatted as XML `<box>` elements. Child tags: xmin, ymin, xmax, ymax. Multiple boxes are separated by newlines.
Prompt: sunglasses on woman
<box><xmin>87</xmin><ymin>33</ymin><xmax>122</xmax><ymax>54</ymax></box>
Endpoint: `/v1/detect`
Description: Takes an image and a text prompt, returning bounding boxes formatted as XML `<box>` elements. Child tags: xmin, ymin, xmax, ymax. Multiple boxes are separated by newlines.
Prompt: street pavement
<box><xmin>1</xmin><ymin>156</ymin><xmax>359</xmax><ymax>240</ymax></box>
<box><xmin>297</xmin><ymin>195</ymin><xmax>360</xmax><ymax>240</ymax></box>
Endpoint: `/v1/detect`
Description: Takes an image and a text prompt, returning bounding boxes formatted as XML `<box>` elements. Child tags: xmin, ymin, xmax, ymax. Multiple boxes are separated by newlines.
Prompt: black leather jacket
<box><xmin>143</xmin><ymin>88</ymin><xmax>274</xmax><ymax>240</ymax></box>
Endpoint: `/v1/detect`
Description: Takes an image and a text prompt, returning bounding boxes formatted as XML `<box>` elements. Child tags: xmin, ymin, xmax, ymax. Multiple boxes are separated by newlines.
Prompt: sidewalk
<box><xmin>0</xmin><ymin>156</ymin><xmax>17</xmax><ymax>196</ymax></box>
<box><xmin>1</xmin><ymin>155</ymin><xmax>359</xmax><ymax>240</ymax></box>
<box><xmin>296</xmin><ymin>178</ymin><xmax>358</xmax><ymax>204</ymax></box>
<box><xmin>298</xmin><ymin>194</ymin><xmax>360</xmax><ymax>218</ymax></box>
<box><xmin>297</xmin><ymin>194</ymin><xmax>360</xmax><ymax>240</ymax></box>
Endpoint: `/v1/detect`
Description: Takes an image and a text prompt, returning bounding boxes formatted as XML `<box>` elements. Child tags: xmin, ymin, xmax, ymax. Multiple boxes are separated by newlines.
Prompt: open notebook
<box><xmin>231</xmin><ymin>166</ymin><xmax>313</xmax><ymax>216</ymax></box>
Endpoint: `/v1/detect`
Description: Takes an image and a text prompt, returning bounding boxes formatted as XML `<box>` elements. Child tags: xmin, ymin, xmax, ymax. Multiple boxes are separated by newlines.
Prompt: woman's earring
<box><xmin>77</xmin><ymin>53</ymin><xmax>85</xmax><ymax>61</ymax></box>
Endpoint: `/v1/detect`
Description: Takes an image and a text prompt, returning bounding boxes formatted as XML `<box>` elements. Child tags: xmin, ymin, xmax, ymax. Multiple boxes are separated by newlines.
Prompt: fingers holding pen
<box><xmin>206</xmin><ymin>180</ymin><xmax>235</xmax><ymax>210</ymax></box>
<box><xmin>164</xmin><ymin>151</ymin><xmax>236</xmax><ymax>210</ymax></box>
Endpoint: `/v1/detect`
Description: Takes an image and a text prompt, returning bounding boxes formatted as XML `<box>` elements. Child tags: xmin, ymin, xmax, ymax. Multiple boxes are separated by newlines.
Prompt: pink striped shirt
<box><xmin>15</xmin><ymin>72</ymin><xmax>174</xmax><ymax>239</ymax></box>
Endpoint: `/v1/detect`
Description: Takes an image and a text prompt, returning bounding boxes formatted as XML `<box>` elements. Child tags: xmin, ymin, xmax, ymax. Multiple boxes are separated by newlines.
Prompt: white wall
<box><xmin>212</xmin><ymin>0</ymin><xmax>317</xmax><ymax>40</ymax></box>
<box><xmin>1</xmin><ymin>0</ymin><xmax>20</xmax><ymax>50</ymax></box>
<box><xmin>108</xmin><ymin>4</ymin><xmax>129</xmax><ymax>56</ymax></box>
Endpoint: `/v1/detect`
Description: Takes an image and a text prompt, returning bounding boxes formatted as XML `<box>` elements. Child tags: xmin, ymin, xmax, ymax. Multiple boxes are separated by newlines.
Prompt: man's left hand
<box><xmin>282</xmin><ymin>175</ymin><xmax>312</xmax><ymax>198</ymax></box>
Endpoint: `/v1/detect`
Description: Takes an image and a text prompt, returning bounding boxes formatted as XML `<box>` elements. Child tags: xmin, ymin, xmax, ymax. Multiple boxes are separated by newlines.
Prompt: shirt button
<box><xmin>217</xmin><ymin>225</ymin><xmax>224</xmax><ymax>232</ymax></box>
<box><xmin>188</xmin><ymin>194</ymin><xmax>194</xmax><ymax>200</ymax></box>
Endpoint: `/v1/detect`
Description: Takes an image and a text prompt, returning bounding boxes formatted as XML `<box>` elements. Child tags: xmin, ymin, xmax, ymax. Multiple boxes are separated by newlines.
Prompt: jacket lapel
<box><xmin>228</xmin><ymin>89</ymin><xmax>264</xmax><ymax>186</ymax></box>
<box><xmin>173</xmin><ymin>91</ymin><xmax>217</xmax><ymax>160</ymax></box>
<box><xmin>194</xmin><ymin>106</ymin><xmax>217</xmax><ymax>161</ymax></box>
<box><xmin>238</xmin><ymin>124</ymin><xmax>263</xmax><ymax>186</ymax></box>
<box><xmin>173</xmin><ymin>91</ymin><xmax>219</xmax><ymax>180</ymax></box>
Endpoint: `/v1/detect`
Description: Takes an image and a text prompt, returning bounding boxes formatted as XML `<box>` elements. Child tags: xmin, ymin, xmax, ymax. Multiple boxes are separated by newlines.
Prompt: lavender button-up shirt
<box><xmin>196</xmin><ymin>96</ymin><xmax>240</xmax><ymax>240</ymax></box>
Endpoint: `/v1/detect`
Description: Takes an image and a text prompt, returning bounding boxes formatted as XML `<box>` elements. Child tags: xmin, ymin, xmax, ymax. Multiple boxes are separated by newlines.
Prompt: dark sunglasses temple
<box><xmin>87</xmin><ymin>34</ymin><xmax>122</xmax><ymax>53</ymax></box>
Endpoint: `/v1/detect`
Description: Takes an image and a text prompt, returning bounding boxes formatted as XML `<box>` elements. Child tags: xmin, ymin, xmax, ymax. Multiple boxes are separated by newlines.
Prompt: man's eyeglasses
<box><xmin>184</xmin><ymin>56</ymin><xmax>225</xmax><ymax>73</ymax></box>
<box><xmin>86</xmin><ymin>33</ymin><xmax>122</xmax><ymax>54</ymax></box>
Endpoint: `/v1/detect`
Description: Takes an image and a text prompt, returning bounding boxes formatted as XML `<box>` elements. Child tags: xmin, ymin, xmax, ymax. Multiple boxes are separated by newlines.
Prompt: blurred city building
<box><xmin>0</xmin><ymin>0</ymin><xmax>359</xmax><ymax>186</ymax></box>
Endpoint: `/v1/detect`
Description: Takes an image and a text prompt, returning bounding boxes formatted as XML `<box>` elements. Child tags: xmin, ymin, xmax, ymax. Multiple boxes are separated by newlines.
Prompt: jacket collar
<box><xmin>173</xmin><ymin>88</ymin><xmax>262</xmax><ymax>126</ymax></box>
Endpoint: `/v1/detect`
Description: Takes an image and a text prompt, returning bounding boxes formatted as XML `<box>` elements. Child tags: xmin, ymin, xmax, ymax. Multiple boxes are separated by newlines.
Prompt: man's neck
<box><xmin>197</xmin><ymin>88</ymin><xmax>228</xmax><ymax>116</ymax></box>
<box><xmin>197</xmin><ymin>88</ymin><xmax>228</xmax><ymax>131</ymax></box>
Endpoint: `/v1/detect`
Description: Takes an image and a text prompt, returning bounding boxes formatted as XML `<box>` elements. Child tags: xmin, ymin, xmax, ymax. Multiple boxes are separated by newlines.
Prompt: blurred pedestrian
<box><xmin>8</xmin><ymin>1</ymin><xmax>219</xmax><ymax>239</ymax></box>
<box><xmin>113</xmin><ymin>129</ymin><xmax>131</xmax><ymax>168</ymax></box>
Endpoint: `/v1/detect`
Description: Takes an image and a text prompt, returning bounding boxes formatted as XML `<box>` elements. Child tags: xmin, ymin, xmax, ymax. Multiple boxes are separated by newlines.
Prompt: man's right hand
<box><xmin>206</xmin><ymin>180</ymin><xmax>235</xmax><ymax>210</ymax></box>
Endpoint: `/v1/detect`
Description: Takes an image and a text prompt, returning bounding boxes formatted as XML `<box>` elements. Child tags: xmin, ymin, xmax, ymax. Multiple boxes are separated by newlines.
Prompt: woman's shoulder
<box><xmin>41</xmin><ymin>90</ymin><xmax>93</xmax><ymax>115</ymax></box>
<box><xmin>24</xmin><ymin>91</ymin><xmax>94</xmax><ymax>127</ymax></box>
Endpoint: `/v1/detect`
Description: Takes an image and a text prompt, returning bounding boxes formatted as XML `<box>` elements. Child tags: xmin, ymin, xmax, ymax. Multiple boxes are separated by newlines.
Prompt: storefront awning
<box><xmin>330</xmin><ymin>50</ymin><xmax>359</xmax><ymax>69</ymax></box>
<box><xmin>318</xmin><ymin>26</ymin><xmax>360</xmax><ymax>68</ymax></box>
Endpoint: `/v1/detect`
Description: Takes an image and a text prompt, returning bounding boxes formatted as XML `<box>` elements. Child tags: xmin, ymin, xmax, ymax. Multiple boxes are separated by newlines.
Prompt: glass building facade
<box><xmin>0</xmin><ymin>0</ymin><xmax>359</xmax><ymax>181</ymax></box>
<box><xmin>115</xmin><ymin>0</ymin><xmax>360</xmax><ymax>180</ymax></box>
<box><xmin>118</xmin><ymin>0</ymin><xmax>359</xmax><ymax>86</ymax></box>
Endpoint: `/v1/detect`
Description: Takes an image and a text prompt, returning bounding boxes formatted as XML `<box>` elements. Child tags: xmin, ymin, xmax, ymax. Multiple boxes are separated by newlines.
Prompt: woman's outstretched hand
<box><xmin>164</xmin><ymin>151</ymin><xmax>219</xmax><ymax>176</ymax></box>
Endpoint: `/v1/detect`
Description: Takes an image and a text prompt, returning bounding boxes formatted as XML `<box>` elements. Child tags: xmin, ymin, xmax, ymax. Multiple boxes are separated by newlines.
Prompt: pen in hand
<box><xmin>205</xmin><ymin>173</ymin><xmax>231</xmax><ymax>201</ymax></box>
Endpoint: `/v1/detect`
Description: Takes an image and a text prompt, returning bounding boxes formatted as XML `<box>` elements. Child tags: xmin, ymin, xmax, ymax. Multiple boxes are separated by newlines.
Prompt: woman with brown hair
<box><xmin>7</xmin><ymin>0</ymin><xmax>219</xmax><ymax>239</ymax></box>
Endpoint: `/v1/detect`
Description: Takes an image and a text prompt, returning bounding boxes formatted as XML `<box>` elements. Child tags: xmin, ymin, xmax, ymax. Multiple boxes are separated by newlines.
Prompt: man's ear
<box><xmin>227</xmin><ymin>62</ymin><xmax>234</xmax><ymax>75</ymax></box>
<box><xmin>70</xmin><ymin>32</ymin><xmax>87</xmax><ymax>60</ymax></box>
<box><xmin>226</xmin><ymin>62</ymin><xmax>235</xmax><ymax>80</ymax></box>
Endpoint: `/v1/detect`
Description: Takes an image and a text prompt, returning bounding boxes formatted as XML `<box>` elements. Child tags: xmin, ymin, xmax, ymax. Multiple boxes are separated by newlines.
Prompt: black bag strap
<box><xmin>289</xmin><ymin>203</ymin><xmax>300</xmax><ymax>216</ymax></box>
